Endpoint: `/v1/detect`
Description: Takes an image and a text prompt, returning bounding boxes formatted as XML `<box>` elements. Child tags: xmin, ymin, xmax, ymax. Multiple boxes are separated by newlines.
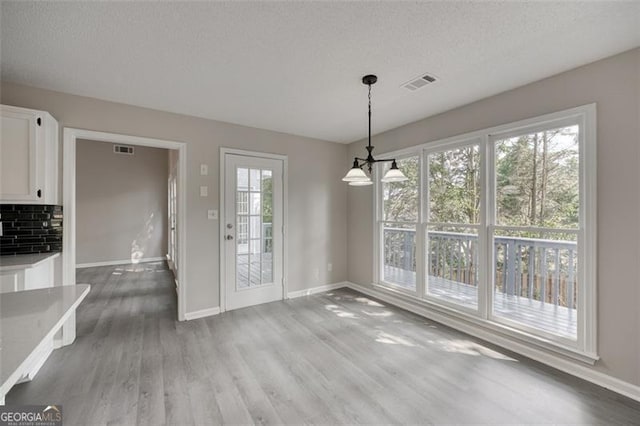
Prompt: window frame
<box><xmin>422</xmin><ymin>137</ymin><xmax>485</xmax><ymax>317</ymax></box>
<box><xmin>373</xmin><ymin>104</ymin><xmax>597</xmax><ymax>359</ymax></box>
<box><xmin>375</xmin><ymin>151</ymin><xmax>423</xmax><ymax>295</ymax></box>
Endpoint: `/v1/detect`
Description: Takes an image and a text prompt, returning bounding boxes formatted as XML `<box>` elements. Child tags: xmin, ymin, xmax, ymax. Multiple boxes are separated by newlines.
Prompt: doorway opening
<box><xmin>63</xmin><ymin>129</ymin><xmax>187</xmax><ymax>322</ymax></box>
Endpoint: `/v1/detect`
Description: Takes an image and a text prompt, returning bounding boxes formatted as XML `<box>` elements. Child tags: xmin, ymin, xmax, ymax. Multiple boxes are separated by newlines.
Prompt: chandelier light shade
<box><xmin>381</xmin><ymin>160</ymin><xmax>408</xmax><ymax>183</ymax></box>
<box><xmin>342</xmin><ymin>159</ymin><xmax>370</xmax><ymax>182</ymax></box>
<box><xmin>342</xmin><ymin>74</ymin><xmax>408</xmax><ymax>186</ymax></box>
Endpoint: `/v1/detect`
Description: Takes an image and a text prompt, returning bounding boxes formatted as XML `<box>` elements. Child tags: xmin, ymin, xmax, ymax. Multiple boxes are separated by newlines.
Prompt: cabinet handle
<box><xmin>37</xmin><ymin>189</ymin><xmax>42</xmax><ymax>198</ymax></box>
<box><xmin>37</xmin><ymin>117</ymin><xmax>42</xmax><ymax>126</ymax></box>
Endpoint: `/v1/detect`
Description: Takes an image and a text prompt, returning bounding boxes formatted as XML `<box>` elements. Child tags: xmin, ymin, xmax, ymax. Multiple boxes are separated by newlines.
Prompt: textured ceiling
<box><xmin>1</xmin><ymin>1</ymin><xmax>639</xmax><ymax>143</ymax></box>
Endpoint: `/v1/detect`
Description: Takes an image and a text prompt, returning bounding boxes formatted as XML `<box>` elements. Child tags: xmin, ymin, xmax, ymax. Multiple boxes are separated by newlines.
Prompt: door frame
<box><xmin>219</xmin><ymin>147</ymin><xmax>288</xmax><ymax>313</ymax></box>
<box><xmin>63</xmin><ymin>128</ymin><xmax>188</xmax><ymax>327</ymax></box>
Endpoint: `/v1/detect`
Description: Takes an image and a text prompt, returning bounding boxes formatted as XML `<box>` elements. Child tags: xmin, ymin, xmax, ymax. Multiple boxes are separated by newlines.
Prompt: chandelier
<box><xmin>342</xmin><ymin>74</ymin><xmax>408</xmax><ymax>186</ymax></box>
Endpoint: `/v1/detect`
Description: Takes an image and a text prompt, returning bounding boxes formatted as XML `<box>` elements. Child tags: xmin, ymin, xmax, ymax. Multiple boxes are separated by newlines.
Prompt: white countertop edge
<box><xmin>0</xmin><ymin>284</ymin><xmax>91</xmax><ymax>399</ymax></box>
<box><xmin>0</xmin><ymin>252</ymin><xmax>61</xmax><ymax>272</ymax></box>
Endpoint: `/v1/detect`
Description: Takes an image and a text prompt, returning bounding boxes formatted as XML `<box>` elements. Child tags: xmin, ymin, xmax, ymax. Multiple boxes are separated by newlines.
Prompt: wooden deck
<box><xmin>384</xmin><ymin>265</ymin><xmax>577</xmax><ymax>339</ymax></box>
<box><xmin>237</xmin><ymin>253</ymin><xmax>272</xmax><ymax>288</ymax></box>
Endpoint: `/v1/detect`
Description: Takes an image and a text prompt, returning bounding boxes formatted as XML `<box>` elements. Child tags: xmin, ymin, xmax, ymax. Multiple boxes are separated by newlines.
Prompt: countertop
<box><xmin>0</xmin><ymin>252</ymin><xmax>61</xmax><ymax>272</ymax></box>
<box><xmin>0</xmin><ymin>284</ymin><xmax>91</xmax><ymax>398</ymax></box>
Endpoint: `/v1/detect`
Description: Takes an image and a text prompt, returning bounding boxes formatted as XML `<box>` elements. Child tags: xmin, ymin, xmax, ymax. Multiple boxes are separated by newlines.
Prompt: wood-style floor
<box><xmin>6</xmin><ymin>262</ymin><xmax>640</xmax><ymax>425</ymax></box>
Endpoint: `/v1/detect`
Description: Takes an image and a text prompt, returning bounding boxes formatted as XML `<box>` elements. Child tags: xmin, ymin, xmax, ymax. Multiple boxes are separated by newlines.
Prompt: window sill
<box><xmin>354</xmin><ymin>281</ymin><xmax>599</xmax><ymax>365</ymax></box>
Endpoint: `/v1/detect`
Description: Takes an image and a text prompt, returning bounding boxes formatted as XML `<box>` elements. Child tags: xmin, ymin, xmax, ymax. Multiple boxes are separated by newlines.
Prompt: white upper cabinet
<box><xmin>0</xmin><ymin>105</ymin><xmax>59</xmax><ymax>204</ymax></box>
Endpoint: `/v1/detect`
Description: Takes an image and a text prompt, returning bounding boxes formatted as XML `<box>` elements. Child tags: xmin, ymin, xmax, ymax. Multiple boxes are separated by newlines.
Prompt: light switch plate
<box><xmin>207</xmin><ymin>209</ymin><xmax>218</xmax><ymax>220</ymax></box>
<box><xmin>200</xmin><ymin>186</ymin><xmax>208</xmax><ymax>197</ymax></box>
<box><xmin>200</xmin><ymin>164</ymin><xmax>208</xmax><ymax>175</ymax></box>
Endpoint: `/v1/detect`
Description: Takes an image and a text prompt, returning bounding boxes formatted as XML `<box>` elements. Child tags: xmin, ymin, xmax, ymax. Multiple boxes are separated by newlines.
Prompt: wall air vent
<box><xmin>402</xmin><ymin>73</ymin><xmax>438</xmax><ymax>91</ymax></box>
<box><xmin>113</xmin><ymin>145</ymin><xmax>134</xmax><ymax>155</ymax></box>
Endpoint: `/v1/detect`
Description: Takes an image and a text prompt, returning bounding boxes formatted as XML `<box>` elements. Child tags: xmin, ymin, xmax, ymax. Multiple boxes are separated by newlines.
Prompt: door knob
<box><xmin>226</xmin><ymin>235</ymin><xmax>234</xmax><ymax>240</ymax></box>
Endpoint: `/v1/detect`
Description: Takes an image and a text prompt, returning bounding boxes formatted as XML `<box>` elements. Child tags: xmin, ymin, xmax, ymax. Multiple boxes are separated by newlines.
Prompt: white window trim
<box><xmin>373</xmin><ymin>104</ymin><xmax>597</xmax><ymax>361</ymax></box>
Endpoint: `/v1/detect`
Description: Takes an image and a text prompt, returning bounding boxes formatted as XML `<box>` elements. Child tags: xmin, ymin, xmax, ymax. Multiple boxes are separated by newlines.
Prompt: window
<box><xmin>374</xmin><ymin>105</ymin><xmax>596</xmax><ymax>357</ymax></box>
<box><xmin>426</xmin><ymin>142</ymin><xmax>481</xmax><ymax>310</ymax></box>
<box><xmin>380</xmin><ymin>155</ymin><xmax>419</xmax><ymax>291</ymax></box>
<box><xmin>491</xmin><ymin>124</ymin><xmax>579</xmax><ymax>340</ymax></box>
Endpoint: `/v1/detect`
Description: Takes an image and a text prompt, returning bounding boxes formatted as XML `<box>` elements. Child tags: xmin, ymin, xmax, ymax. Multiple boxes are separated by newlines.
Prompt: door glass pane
<box><xmin>493</xmin><ymin>126</ymin><xmax>579</xmax><ymax>339</ymax></box>
<box><xmin>249</xmin><ymin>168</ymin><xmax>261</xmax><ymax>191</ymax></box>
<box><xmin>249</xmin><ymin>239</ymin><xmax>261</xmax><ymax>287</ymax></box>
<box><xmin>250</xmin><ymin>193</ymin><xmax>261</xmax><ymax>215</ymax></box>
<box><xmin>236</xmin><ymin>192</ymin><xmax>248</xmax><ymax>215</ymax></box>
<box><xmin>237</xmin><ymin>255</ymin><xmax>249</xmax><ymax>289</ymax></box>
<box><xmin>426</xmin><ymin>144</ymin><xmax>480</xmax><ymax>308</ymax></box>
<box><xmin>236</xmin><ymin>166</ymin><xmax>274</xmax><ymax>289</ymax></box>
<box><xmin>250</xmin><ymin>216</ymin><xmax>261</xmax><ymax>239</ymax></box>
<box><xmin>237</xmin><ymin>168</ymin><xmax>249</xmax><ymax>191</ymax></box>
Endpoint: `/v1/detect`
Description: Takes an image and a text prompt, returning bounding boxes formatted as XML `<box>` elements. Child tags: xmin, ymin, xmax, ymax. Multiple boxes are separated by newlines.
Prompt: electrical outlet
<box><xmin>207</xmin><ymin>209</ymin><xmax>218</xmax><ymax>220</ymax></box>
<box><xmin>200</xmin><ymin>186</ymin><xmax>208</xmax><ymax>197</ymax></box>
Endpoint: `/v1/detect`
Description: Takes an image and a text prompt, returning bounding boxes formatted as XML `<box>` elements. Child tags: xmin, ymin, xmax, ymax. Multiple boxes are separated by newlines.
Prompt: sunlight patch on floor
<box><xmin>427</xmin><ymin>338</ymin><xmax>517</xmax><ymax>361</ymax></box>
<box><xmin>362</xmin><ymin>309</ymin><xmax>393</xmax><ymax>317</ymax></box>
<box><xmin>354</xmin><ymin>296</ymin><xmax>385</xmax><ymax>307</ymax></box>
<box><xmin>375</xmin><ymin>331</ymin><xmax>417</xmax><ymax>347</ymax></box>
<box><xmin>325</xmin><ymin>304</ymin><xmax>359</xmax><ymax>319</ymax></box>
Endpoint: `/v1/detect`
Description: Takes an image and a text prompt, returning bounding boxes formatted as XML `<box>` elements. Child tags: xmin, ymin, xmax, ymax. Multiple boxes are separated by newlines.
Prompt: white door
<box><xmin>224</xmin><ymin>153</ymin><xmax>283</xmax><ymax>311</ymax></box>
<box><xmin>168</xmin><ymin>170</ymin><xmax>177</xmax><ymax>272</ymax></box>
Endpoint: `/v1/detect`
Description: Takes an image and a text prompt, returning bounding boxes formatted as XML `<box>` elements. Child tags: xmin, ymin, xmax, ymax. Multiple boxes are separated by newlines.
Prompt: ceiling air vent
<box><xmin>402</xmin><ymin>73</ymin><xmax>438</xmax><ymax>91</ymax></box>
<box><xmin>114</xmin><ymin>145</ymin><xmax>134</xmax><ymax>155</ymax></box>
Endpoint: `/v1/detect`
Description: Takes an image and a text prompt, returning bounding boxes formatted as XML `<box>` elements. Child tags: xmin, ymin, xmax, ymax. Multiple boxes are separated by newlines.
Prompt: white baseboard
<box><xmin>184</xmin><ymin>306</ymin><xmax>221</xmax><ymax>321</ymax></box>
<box><xmin>344</xmin><ymin>281</ymin><xmax>640</xmax><ymax>403</ymax></box>
<box><xmin>287</xmin><ymin>281</ymin><xmax>349</xmax><ymax>299</ymax></box>
<box><xmin>184</xmin><ymin>282</ymin><xmax>346</xmax><ymax>321</ymax></box>
<box><xmin>76</xmin><ymin>257</ymin><xmax>166</xmax><ymax>269</ymax></box>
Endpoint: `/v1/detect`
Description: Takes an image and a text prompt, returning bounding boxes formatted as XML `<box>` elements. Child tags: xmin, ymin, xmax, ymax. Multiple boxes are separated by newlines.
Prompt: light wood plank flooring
<box><xmin>6</xmin><ymin>262</ymin><xmax>640</xmax><ymax>424</ymax></box>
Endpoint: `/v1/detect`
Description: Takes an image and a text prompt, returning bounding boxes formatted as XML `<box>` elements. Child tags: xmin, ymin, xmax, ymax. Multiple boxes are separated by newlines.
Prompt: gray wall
<box><xmin>0</xmin><ymin>83</ymin><xmax>349</xmax><ymax>314</ymax></box>
<box><xmin>76</xmin><ymin>139</ymin><xmax>168</xmax><ymax>265</ymax></box>
<box><xmin>347</xmin><ymin>48</ymin><xmax>640</xmax><ymax>386</ymax></box>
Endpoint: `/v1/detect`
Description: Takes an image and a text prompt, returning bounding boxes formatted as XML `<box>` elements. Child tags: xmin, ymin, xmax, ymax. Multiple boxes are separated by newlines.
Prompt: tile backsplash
<box><xmin>0</xmin><ymin>204</ymin><xmax>63</xmax><ymax>256</ymax></box>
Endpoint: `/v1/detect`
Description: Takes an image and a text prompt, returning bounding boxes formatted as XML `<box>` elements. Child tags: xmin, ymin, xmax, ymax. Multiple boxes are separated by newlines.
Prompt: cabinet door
<box><xmin>0</xmin><ymin>107</ymin><xmax>40</xmax><ymax>201</ymax></box>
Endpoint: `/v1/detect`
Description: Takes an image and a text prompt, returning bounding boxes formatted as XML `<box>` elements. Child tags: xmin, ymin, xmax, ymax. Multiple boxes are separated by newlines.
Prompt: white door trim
<box><xmin>219</xmin><ymin>147</ymin><xmax>288</xmax><ymax>312</ymax></box>
<box><xmin>62</xmin><ymin>128</ymin><xmax>188</xmax><ymax>328</ymax></box>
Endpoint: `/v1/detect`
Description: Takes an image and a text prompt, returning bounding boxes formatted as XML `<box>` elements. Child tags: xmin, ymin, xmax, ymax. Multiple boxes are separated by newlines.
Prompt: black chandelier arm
<box><xmin>355</xmin><ymin>157</ymin><xmax>396</xmax><ymax>164</ymax></box>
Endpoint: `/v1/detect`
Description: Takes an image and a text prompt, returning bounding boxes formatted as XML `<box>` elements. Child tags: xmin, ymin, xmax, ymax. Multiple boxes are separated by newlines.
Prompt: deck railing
<box><xmin>383</xmin><ymin>228</ymin><xmax>578</xmax><ymax>309</ymax></box>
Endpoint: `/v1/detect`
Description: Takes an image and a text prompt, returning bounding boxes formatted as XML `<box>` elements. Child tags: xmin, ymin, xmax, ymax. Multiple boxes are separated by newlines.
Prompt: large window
<box><xmin>375</xmin><ymin>106</ymin><xmax>596</xmax><ymax>357</ymax></box>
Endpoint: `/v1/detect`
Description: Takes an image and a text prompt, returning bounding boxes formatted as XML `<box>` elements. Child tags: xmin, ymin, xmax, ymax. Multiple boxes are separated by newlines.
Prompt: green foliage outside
<box><xmin>382</xmin><ymin>125</ymin><xmax>579</xmax><ymax>231</ymax></box>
